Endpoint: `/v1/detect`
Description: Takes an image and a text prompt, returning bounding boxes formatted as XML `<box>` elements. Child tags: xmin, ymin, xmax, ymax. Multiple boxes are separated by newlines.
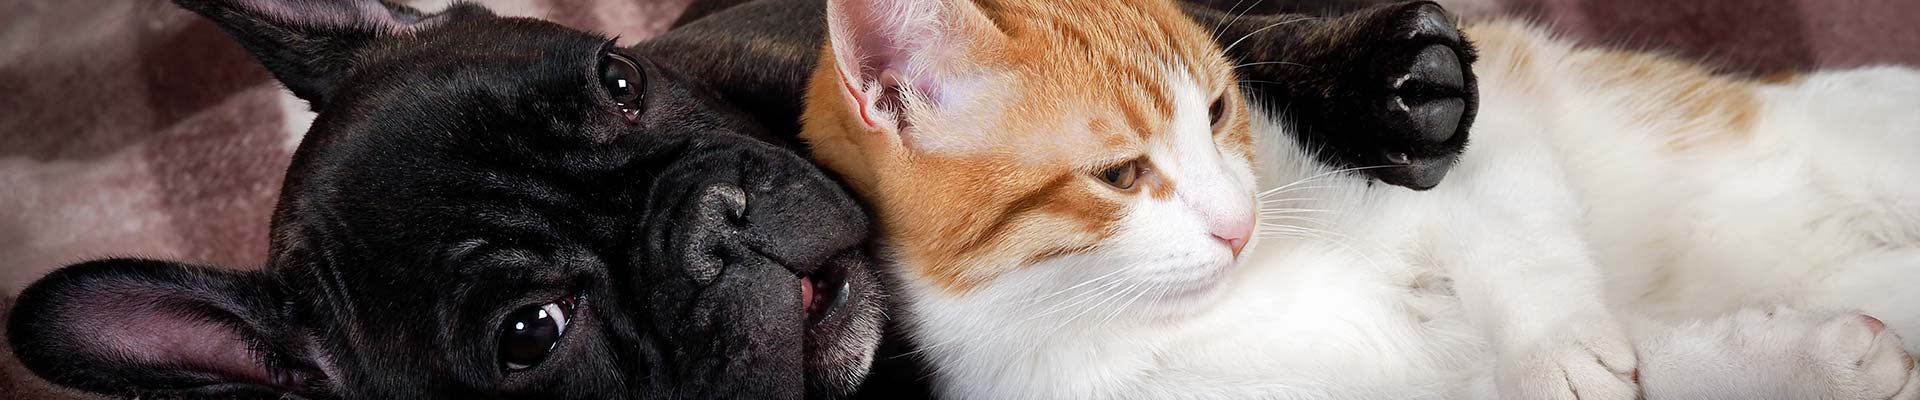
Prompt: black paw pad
<box><xmin>1222</xmin><ymin>0</ymin><xmax>1477</xmax><ymax>191</ymax></box>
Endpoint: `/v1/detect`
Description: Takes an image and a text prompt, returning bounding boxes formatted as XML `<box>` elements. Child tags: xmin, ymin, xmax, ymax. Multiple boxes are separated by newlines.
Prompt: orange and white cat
<box><xmin>799</xmin><ymin>0</ymin><xmax>1920</xmax><ymax>398</ymax></box>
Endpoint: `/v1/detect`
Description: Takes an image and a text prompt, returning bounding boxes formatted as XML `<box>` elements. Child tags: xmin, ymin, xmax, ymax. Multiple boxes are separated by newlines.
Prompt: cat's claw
<box><xmin>1500</xmin><ymin>317</ymin><xmax>1640</xmax><ymax>400</ymax></box>
<box><xmin>1641</xmin><ymin>307</ymin><xmax>1920</xmax><ymax>400</ymax></box>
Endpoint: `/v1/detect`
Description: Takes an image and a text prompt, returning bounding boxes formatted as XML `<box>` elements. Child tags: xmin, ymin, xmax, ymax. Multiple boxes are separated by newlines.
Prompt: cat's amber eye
<box><xmin>1097</xmin><ymin>160</ymin><xmax>1141</xmax><ymax>190</ymax></box>
<box><xmin>1208</xmin><ymin>97</ymin><xmax>1227</xmax><ymax>127</ymax></box>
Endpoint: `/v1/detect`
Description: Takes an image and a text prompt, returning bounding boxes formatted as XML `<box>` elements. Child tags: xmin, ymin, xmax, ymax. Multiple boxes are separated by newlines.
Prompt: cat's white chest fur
<box><xmin>906</xmin><ymin>21</ymin><xmax>1920</xmax><ymax>400</ymax></box>
<box><xmin>1171</xmin><ymin>202</ymin><xmax>1489</xmax><ymax>398</ymax></box>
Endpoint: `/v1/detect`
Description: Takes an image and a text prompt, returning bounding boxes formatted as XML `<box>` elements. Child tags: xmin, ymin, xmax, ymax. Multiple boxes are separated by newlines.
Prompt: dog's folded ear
<box><xmin>7</xmin><ymin>259</ymin><xmax>310</xmax><ymax>397</ymax></box>
<box><xmin>171</xmin><ymin>0</ymin><xmax>470</xmax><ymax>108</ymax></box>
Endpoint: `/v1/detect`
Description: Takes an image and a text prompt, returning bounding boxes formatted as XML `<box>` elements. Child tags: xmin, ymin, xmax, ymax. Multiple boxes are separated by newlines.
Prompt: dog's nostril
<box><xmin>697</xmin><ymin>184</ymin><xmax>750</xmax><ymax>225</ymax></box>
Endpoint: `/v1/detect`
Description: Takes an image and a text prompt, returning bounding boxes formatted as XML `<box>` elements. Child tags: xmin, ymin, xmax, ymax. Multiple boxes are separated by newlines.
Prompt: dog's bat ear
<box><xmin>169</xmin><ymin>0</ymin><xmax>470</xmax><ymax>108</ymax></box>
<box><xmin>7</xmin><ymin>258</ymin><xmax>311</xmax><ymax>397</ymax></box>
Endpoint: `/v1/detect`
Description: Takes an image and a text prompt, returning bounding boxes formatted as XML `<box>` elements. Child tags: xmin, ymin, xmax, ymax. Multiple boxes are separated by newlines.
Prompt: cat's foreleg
<box><xmin>1426</xmin><ymin>144</ymin><xmax>1638</xmax><ymax>399</ymax></box>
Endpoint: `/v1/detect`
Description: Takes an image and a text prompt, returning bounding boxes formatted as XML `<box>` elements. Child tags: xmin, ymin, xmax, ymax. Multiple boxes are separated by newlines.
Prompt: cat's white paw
<box><xmin>1641</xmin><ymin>307</ymin><xmax>1920</xmax><ymax>400</ymax></box>
<box><xmin>1499</xmin><ymin>318</ymin><xmax>1640</xmax><ymax>400</ymax></box>
<box><xmin>1813</xmin><ymin>313</ymin><xmax>1920</xmax><ymax>400</ymax></box>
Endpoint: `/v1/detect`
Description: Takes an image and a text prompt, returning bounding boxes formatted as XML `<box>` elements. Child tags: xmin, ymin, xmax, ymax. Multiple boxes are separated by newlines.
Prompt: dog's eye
<box><xmin>499</xmin><ymin>299</ymin><xmax>573</xmax><ymax>371</ymax></box>
<box><xmin>600</xmin><ymin>52</ymin><xmax>645</xmax><ymax>121</ymax></box>
<box><xmin>1096</xmin><ymin>159</ymin><xmax>1142</xmax><ymax>190</ymax></box>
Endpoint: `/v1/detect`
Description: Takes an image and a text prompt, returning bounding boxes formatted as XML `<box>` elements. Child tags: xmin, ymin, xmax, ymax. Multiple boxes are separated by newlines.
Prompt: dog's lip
<box><xmin>735</xmin><ymin>240</ymin><xmax>855</xmax><ymax>326</ymax></box>
<box><xmin>799</xmin><ymin>260</ymin><xmax>849</xmax><ymax>325</ymax></box>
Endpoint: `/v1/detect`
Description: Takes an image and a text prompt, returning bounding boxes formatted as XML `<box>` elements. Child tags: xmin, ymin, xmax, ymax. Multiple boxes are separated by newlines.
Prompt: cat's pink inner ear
<box><xmin>825</xmin><ymin>0</ymin><xmax>989</xmax><ymax>136</ymax></box>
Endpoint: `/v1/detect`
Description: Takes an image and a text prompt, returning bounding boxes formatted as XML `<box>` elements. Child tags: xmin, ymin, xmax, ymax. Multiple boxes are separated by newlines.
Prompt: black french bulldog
<box><xmin>663</xmin><ymin>0</ymin><xmax>1475</xmax><ymax>191</ymax></box>
<box><xmin>6</xmin><ymin>0</ymin><xmax>884</xmax><ymax>399</ymax></box>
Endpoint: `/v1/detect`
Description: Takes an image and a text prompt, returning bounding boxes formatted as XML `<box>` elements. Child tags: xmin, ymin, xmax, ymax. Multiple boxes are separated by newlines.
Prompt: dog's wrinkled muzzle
<box><xmin>631</xmin><ymin>138</ymin><xmax>870</xmax><ymax>399</ymax></box>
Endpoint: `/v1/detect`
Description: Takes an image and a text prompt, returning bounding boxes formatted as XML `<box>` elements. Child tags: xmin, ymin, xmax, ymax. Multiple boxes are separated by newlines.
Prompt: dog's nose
<box><xmin>693</xmin><ymin>183</ymin><xmax>749</xmax><ymax>226</ymax></box>
<box><xmin>648</xmin><ymin>144</ymin><xmax>871</xmax><ymax>276</ymax></box>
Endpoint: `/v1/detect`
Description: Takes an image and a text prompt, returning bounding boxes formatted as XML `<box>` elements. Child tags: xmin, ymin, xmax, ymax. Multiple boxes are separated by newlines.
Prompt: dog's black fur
<box><xmin>1194</xmin><ymin>1</ymin><xmax>1479</xmax><ymax>190</ymax></box>
<box><xmin>6</xmin><ymin>0</ymin><xmax>885</xmax><ymax>399</ymax></box>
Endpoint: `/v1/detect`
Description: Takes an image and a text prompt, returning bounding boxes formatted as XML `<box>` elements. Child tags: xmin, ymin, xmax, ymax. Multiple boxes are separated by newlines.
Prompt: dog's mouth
<box><xmin>799</xmin><ymin>261</ymin><xmax>849</xmax><ymax>325</ymax></box>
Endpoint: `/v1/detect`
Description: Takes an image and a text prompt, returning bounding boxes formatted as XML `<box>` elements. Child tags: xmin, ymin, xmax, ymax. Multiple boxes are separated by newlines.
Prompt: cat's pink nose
<box><xmin>1211</xmin><ymin>219</ymin><xmax>1251</xmax><ymax>257</ymax></box>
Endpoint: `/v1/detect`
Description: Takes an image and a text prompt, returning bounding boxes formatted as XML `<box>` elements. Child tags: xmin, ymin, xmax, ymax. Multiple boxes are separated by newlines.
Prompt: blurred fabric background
<box><xmin>3</xmin><ymin>0</ymin><xmax>1916</xmax><ymax>397</ymax></box>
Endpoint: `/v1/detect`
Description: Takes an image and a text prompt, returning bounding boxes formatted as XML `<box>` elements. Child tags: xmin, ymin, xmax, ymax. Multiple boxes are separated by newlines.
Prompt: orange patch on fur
<box><xmin>1467</xmin><ymin>22</ymin><xmax>1761</xmax><ymax>153</ymax></box>
<box><xmin>1758</xmin><ymin>70</ymin><xmax>1804</xmax><ymax>84</ymax></box>
<box><xmin>803</xmin><ymin>0</ymin><xmax>1247</xmax><ymax>293</ymax></box>
<box><xmin>1575</xmin><ymin>49</ymin><xmax>1760</xmax><ymax>152</ymax></box>
<box><xmin>1462</xmin><ymin>23</ymin><xmax>1541</xmax><ymax>85</ymax></box>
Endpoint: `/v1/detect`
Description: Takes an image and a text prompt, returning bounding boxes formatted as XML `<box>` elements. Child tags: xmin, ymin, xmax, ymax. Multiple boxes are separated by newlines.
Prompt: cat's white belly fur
<box><xmin>1569</xmin><ymin>67</ymin><xmax>1920</xmax><ymax>329</ymax></box>
<box><xmin>907</xmin><ymin>22</ymin><xmax>1920</xmax><ymax>400</ymax></box>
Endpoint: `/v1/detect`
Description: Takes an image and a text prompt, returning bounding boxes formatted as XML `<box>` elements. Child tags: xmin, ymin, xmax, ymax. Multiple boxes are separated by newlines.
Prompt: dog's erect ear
<box><xmin>7</xmin><ymin>259</ymin><xmax>311</xmax><ymax>397</ymax></box>
<box><xmin>171</xmin><ymin>0</ymin><xmax>438</xmax><ymax>107</ymax></box>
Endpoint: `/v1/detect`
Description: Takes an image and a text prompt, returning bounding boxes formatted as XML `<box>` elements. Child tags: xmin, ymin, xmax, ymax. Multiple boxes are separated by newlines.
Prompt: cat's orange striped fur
<box><xmin>801</xmin><ymin>0</ymin><xmax>1256</xmax><ymax>293</ymax></box>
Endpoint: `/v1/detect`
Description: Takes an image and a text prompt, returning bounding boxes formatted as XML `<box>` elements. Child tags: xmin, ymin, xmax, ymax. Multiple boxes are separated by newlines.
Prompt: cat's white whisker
<box><xmin>1020</xmin><ymin>271</ymin><xmax>1150</xmax><ymax>357</ymax></box>
<box><xmin>1209</xmin><ymin>0</ymin><xmax>1255</xmax><ymax>41</ymax></box>
<box><xmin>1261</xmin><ymin>215</ymin><xmax>1330</xmax><ymax>227</ymax></box>
<box><xmin>1235</xmin><ymin>61</ymin><xmax>1310</xmax><ymax>70</ymax></box>
<box><xmin>1026</xmin><ymin>267</ymin><xmax>1144</xmax><ymax>321</ymax></box>
<box><xmin>1260</xmin><ymin>205</ymin><xmax>1323</xmax><ymax>213</ymax></box>
<box><xmin>1257</xmin><ymin>185</ymin><xmax>1338</xmax><ymax>199</ymax></box>
<box><xmin>926</xmin><ymin>266</ymin><xmax>1157</xmax><ymax>359</ymax></box>
<box><xmin>1265</xmin><ymin>224</ymin><xmax>1388</xmax><ymax>272</ymax></box>
<box><xmin>1215</xmin><ymin>0</ymin><xmax>1272</xmax><ymax>43</ymax></box>
<box><xmin>1258</xmin><ymin>207</ymin><xmax>1329</xmax><ymax>213</ymax></box>
<box><xmin>1258</xmin><ymin>165</ymin><xmax>1392</xmax><ymax>198</ymax></box>
<box><xmin>1222</xmin><ymin>16</ymin><xmax>1316</xmax><ymax>56</ymax></box>
<box><xmin>1095</xmin><ymin>277</ymin><xmax>1162</xmax><ymax>330</ymax></box>
<box><xmin>1020</xmin><ymin>262</ymin><xmax>1139</xmax><ymax>305</ymax></box>
<box><xmin>1054</xmin><ymin>276</ymin><xmax>1148</xmax><ymax>332</ymax></box>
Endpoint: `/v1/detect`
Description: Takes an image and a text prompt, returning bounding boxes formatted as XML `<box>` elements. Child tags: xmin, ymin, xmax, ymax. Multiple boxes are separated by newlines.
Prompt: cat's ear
<box><xmin>6</xmin><ymin>259</ymin><xmax>316</xmax><ymax>397</ymax></box>
<box><xmin>822</xmin><ymin>0</ymin><xmax>1005</xmax><ymax>152</ymax></box>
<box><xmin>171</xmin><ymin>0</ymin><xmax>473</xmax><ymax>108</ymax></box>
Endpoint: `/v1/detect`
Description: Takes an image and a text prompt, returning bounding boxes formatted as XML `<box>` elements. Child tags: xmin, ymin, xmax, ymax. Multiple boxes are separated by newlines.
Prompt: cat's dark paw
<box><xmin>1220</xmin><ymin>1</ymin><xmax>1477</xmax><ymax>190</ymax></box>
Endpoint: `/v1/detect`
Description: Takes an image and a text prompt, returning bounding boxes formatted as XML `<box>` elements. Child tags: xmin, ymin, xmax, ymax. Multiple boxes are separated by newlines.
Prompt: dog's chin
<box><xmin>800</xmin><ymin>252</ymin><xmax>885</xmax><ymax>397</ymax></box>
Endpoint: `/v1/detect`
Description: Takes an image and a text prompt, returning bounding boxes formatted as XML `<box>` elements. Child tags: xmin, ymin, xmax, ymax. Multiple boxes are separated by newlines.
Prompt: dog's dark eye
<box><xmin>1096</xmin><ymin>159</ymin><xmax>1142</xmax><ymax>190</ymax></box>
<box><xmin>600</xmin><ymin>52</ymin><xmax>645</xmax><ymax>121</ymax></box>
<box><xmin>499</xmin><ymin>299</ymin><xmax>572</xmax><ymax>371</ymax></box>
